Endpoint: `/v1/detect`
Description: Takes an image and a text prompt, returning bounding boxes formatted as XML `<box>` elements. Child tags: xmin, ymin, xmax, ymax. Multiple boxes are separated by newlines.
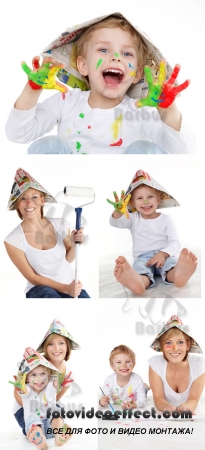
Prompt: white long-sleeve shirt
<box><xmin>109</xmin><ymin>212</ymin><xmax>180</xmax><ymax>260</ymax></box>
<box><xmin>102</xmin><ymin>372</ymin><xmax>146</xmax><ymax>407</ymax></box>
<box><xmin>5</xmin><ymin>89</ymin><xmax>195</xmax><ymax>154</ymax></box>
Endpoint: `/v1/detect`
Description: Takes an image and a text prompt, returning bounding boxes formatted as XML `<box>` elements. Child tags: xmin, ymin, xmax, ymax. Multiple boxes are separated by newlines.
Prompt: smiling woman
<box><xmin>4</xmin><ymin>168</ymin><xmax>90</xmax><ymax>298</ymax></box>
<box><xmin>148</xmin><ymin>316</ymin><xmax>205</xmax><ymax>413</ymax></box>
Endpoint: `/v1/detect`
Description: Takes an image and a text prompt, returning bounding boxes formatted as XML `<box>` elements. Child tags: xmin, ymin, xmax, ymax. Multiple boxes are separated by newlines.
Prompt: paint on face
<box><xmin>96</xmin><ymin>58</ymin><xmax>103</xmax><ymax>69</ymax></box>
<box><xmin>128</xmin><ymin>62</ymin><xmax>134</xmax><ymax>69</ymax></box>
<box><xmin>129</xmin><ymin>71</ymin><xmax>137</xmax><ymax>77</ymax></box>
<box><xmin>115</xmin><ymin>53</ymin><xmax>119</xmax><ymax>58</ymax></box>
<box><xmin>165</xmin><ymin>345</ymin><xmax>172</xmax><ymax>348</ymax></box>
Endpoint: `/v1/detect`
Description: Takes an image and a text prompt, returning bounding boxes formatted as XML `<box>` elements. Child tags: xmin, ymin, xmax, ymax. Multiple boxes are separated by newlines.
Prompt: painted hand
<box><xmin>107</xmin><ymin>191</ymin><xmax>131</xmax><ymax>218</ymax></box>
<box><xmin>57</xmin><ymin>371</ymin><xmax>74</xmax><ymax>393</ymax></box>
<box><xmin>136</xmin><ymin>61</ymin><xmax>166</xmax><ymax>108</ymax></box>
<box><xmin>21</xmin><ymin>56</ymin><xmax>68</xmax><ymax>94</ymax></box>
<box><xmin>158</xmin><ymin>65</ymin><xmax>190</xmax><ymax>108</ymax></box>
<box><xmin>8</xmin><ymin>372</ymin><xmax>26</xmax><ymax>392</ymax></box>
<box><xmin>136</xmin><ymin>61</ymin><xmax>190</xmax><ymax>108</ymax></box>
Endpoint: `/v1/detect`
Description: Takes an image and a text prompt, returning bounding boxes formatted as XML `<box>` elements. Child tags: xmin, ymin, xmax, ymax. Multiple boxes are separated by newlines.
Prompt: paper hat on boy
<box><xmin>37</xmin><ymin>319</ymin><xmax>80</xmax><ymax>353</ymax></box>
<box><xmin>41</xmin><ymin>12</ymin><xmax>173</xmax><ymax>99</ymax></box>
<box><xmin>150</xmin><ymin>316</ymin><xmax>202</xmax><ymax>354</ymax></box>
<box><xmin>125</xmin><ymin>169</ymin><xmax>180</xmax><ymax>211</ymax></box>
<box><xmin>7</xmin><ymin>168</ymin><xmax>57</xmax><ymax>211</ymax></box>
<box><xmin>18</xmin><ymin>347</ymin><xmax>60</xmax><ymax>374</ymax></box>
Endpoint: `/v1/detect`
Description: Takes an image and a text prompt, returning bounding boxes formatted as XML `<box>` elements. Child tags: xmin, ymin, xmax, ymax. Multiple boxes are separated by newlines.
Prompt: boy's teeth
<box><xmin>104</xmin><ymin>69</ymin><xmax>123</xmax><ymax>74</ymax></box>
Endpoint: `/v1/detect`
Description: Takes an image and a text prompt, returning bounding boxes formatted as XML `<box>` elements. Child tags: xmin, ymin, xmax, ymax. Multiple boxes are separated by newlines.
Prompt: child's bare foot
<box><xmin>55</xmin><ymin>424</ymin><xmax>72</xmax><ymax>446</ymax></box>
<box><xmin>114</xmin><ymin>256</ymin><xmax>149</xmax><ymax>295</ymax></box>
<box><xmin>27</xmin><ymin>424</ymin><xmax>47</xmax><ymax>449</ymax></box>
<box><xmin>173</xmin><ymin>248</ymin><xmax>197</xmax><ymax>288</ymax></box>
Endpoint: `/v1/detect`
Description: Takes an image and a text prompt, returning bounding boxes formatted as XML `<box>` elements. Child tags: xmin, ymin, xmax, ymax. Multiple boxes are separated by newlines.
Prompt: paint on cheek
<box><xmin>165</xmin><ymin>345</ymin><xmax>172</xmax><ymax>348</ymax></box>
<box><xmin>96</xmin><ymin>59</ymin><xmax>103</xmax><ymax>69</ymax></box>
<box><xmin>129</xmin><ymin>71</ymin><xmax>137</xmax><ymax>77</ymax></box>
<box><xmin>128</xmin><ymin>62</ymin><xmax>134</xmax><ymax>69</ymax></box>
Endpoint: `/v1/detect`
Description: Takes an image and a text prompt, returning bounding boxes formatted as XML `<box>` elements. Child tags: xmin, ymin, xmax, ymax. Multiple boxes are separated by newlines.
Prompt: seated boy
<box><xmin>99</xmin><ymin>344</ymin><xmax>147</xmax><ymax>410</ymax></box>
<box><xmin>5</xmin><ymin>13</ymin><xmax>194</xmax><ymax>154</ymax></box>
<box><xmin>9</xmin><ymin>348</ymin><xmax>72</xmax><ymax>448</ymax></box>
<box><xmin>108</xmin><ymin>170</ymin><xmax>197</xmax><ymax>295</ymax></box>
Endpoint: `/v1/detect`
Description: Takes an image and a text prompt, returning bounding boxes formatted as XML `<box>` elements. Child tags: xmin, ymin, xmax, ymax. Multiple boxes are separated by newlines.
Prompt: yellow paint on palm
<box><xmin>111</xmin><ymin>114</ymin><xmax>123</xmax><ymax>140</ymax></box>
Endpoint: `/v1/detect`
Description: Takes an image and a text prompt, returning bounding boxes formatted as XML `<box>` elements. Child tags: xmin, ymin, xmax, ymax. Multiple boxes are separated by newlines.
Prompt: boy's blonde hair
<box><xmin>159</xmin><ymin>329</ymin><xmax>192</xmax><ymax>362</ymax></box>
<box><xmin>43</xmin><ymin>333</ymin><xmax>72</xmax><ymax>362</ymax></box>
<box><xmin>76</xmin><ymin>16</ymin><xmax>151</xmax><ymax>87</ymax></box>
<box><xmin>15</xmin><ymin>188</ymin><xmax>45</xmax><ymax>220</ymax></box>
<box><xmin>109</xmin><ymin>344</ymin><xmax>136</xmax><ymax>366</ymax></box>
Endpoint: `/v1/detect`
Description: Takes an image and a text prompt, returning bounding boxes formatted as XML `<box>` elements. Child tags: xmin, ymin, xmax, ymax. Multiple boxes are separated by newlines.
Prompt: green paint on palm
<box><xmin>96</xmin><ymin>59</ymin><xmax>103</xmax><ymax>69</ymax></box>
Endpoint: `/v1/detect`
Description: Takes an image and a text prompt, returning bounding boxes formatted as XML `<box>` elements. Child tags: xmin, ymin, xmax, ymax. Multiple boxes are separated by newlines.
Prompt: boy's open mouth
<box><xmin>103</xmin><ymin>69</ymin><xmax>124</xmax><ymax>86</ymax></box>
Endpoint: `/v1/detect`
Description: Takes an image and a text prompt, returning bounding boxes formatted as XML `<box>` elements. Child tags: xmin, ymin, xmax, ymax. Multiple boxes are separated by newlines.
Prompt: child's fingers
<box><xmin>174</xmin><ymin>79</ymin><xmax>190</xmax><ymax>95</ymax></box>
<box><xmin>113</xmin><ymin>191</ymin><xmax>119</xmax><ymax>202</ymax></box>
<box><xmin>32</xmin><ymin>56</ymin><xmax>40</xmax><ymax>70</ymax></box>
<box><xmin>143</xmin><ymin>66</ymin><xmax>154</xmax><ymax>87</ymax></box>
<box><xmin>120</xmin><ymin>190</ymin><xmax>125</xmax><ymax>200</ymax></box>
<box><xmin>107</xmin><ymin>198</ymin><xmax>116</xmax><ymax>207</ymax></box>
<box><xmin>21</xmin><ymin>62</ymin><xmax>31</xmax><ymax>75</ymax></box>
<box><xmin>167</xmin><ymin>64</ymin><xmax>181</xmax><ymax>85</ymax></box>
<box><xmin>158</xmin><ymin>61</ymin><xmax>166</xmax><ymax>84</ymax></box>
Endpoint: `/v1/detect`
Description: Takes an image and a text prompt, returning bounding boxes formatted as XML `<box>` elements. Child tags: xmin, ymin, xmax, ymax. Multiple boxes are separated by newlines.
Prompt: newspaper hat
<box><xmin>150</xmin><ymin>316</ymin><xmax>202</xmax><ymax>354</ymax></box>
<box><xmin>37</xmin><ymin>319</ymin><xmax>80</xmax><ymax>353</ymax></box>
<box><xmin>125</xmin><ymin>169</ymin><xmax>180</xmax><ymax>211</ymax></box>
<box><xmin>41</xmin><ymin>12</ymin><xmax>173</xmax><ymax>99</ymax></box>
<box><xmin>7</xmin><ymin>168</ymin><xmax>57</xmax><ymax>211</ymax></box>
<box><xmin>18</xmin><ymin>347</ymin><xmax>60</xmax><ymax>374</ymax></box>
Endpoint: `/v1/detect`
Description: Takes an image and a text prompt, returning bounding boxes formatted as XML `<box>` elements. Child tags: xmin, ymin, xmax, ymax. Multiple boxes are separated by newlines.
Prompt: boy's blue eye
<box><xmin>99</xmin><ymin>48</ymin><xmax>108</xmax><ymax>53</ymax></box>
<box><xmin>123</xmin><ymin>52</ymin><xmax>132</xmax><ymax>57</ymax></box>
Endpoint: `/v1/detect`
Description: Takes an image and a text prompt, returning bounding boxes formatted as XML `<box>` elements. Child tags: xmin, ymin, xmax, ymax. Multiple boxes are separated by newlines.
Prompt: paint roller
<box><xmin>64</xmin><ymin>186</ymin><xmax>95</xmax><ymax>294</ymax></box>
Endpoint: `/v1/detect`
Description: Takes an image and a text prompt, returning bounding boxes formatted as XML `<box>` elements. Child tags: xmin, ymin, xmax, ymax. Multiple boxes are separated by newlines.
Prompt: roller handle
<box><xmin>75</xmin><ymin>207</ymin><xmax>82</xmax><ymax>244</ymax></box>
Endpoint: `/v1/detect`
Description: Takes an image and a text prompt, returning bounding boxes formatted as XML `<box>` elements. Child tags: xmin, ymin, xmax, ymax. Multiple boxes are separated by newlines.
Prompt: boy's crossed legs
<box><xmin>114</xmin><ymin>248</ymin><xmax>197</xmax><ymax>295</ymax></box>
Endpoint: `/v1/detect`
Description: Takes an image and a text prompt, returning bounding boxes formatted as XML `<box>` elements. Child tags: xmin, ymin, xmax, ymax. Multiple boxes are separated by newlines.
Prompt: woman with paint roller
<box><xmin>4</xmin><ymin>168</ymin><xmax>90</xmax><ymax>298</ymax></box>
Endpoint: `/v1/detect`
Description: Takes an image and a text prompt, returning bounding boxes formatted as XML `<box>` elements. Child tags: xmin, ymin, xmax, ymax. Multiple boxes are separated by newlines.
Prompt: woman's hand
<box><xmin>176</xmin><ymin>402</ymin><xmax>196</xmax><ymax>414</ymax></box>
<box><xmin>71</xmin><ymin>227</ymin><xmax>84</xmax><ymax>244</ymax></box>
<box><xmin>64</xmin><ymin>280</ymin><xmax>83</xmax><ymax>297</ymax></box>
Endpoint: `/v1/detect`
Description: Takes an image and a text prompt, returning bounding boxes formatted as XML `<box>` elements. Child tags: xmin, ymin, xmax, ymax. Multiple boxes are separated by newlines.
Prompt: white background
<box><xmin>0</xmin><ymin>0</ymin><xmax>204</xmax><ymax>447</ymax></box>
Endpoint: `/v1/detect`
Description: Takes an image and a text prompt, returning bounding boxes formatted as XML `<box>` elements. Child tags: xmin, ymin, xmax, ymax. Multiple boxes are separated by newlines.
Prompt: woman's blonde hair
<box><xmin>14</xmin><ymin>188</ymin><xmax>45</xmax><ymax>220</ymax></box>
<box><xmin>159</xmin><ymin>328</ymin><xmax>192</xmax><ymax>362</ymax></box>
<box><xmin>76</xmin><ymin>16</ymin><xmax>151</xmax><ymax>87</ymax></box>
<box><xmin>109</xmin><ymin>344</ymin><xmax>136</xmax><ymax>366</ymax></box>
<box><xmin>43</xmin><ymin>333</ymin><xmax>72</xmax><ymax>362</ymax></box>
